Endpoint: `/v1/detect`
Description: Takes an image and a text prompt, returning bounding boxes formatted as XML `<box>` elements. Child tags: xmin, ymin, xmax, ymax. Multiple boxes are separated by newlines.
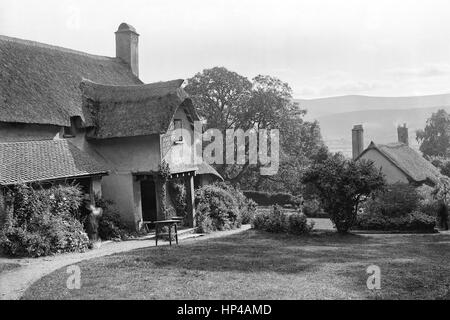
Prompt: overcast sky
<box><xmin>1</xmin><ymin>0</ymin><xmax>450</xmax><ymax>99</ymax></box>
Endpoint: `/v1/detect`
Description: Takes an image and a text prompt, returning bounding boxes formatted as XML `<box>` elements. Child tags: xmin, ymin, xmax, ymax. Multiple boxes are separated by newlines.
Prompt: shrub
<box><xmin>416</xmin><ymin>185</ymin><xmax>440</xmax><ymax>218</ymax></box>
<box><xmin>356</xmin><ymin>183</ymin><xmax>442</xmax><ymax>232</ymax></box>
<box><xmin>355</xmin><ymin>211</ymin><xmax>436</xmax><ymax>232</ymax></box>
<box><xmin>194</xmin><ymin>185</ymin><xmax>241</xmax><ymax>233</ymax></box>
<box><xmin>253</xmin><ymin>205</ymin><xmax>286</xmax><ymax>233</ymax></box>
<box><xmin>302</xmin><ymin>198</ymin><xmax>328</xmax><ymax>218</ymax></box>
<box><xmin>0</xmin><ymin>184</ymin><xmax>89</xmax><ymax>257</ymax></box>
<box><xmin>363</xmin><ymin>183</ymin><xmax>420</xmax><ymax>218</ymax></box>
<box><xmin>252</xmin><ymin>205</ymin><xmax>314</xmax><ymax>235</ymax></box>
<box><xmin>48</xmin><ymin>184</ymin><xmax>84</xmax><ymax>220</ymax></box>
<box><xmin>243</xmin><ymin>191</ymin><xmax>295</xmax><ymax>207</ymax></box>
<box><xmin>241</xmin><ymin>199</ymin><xmax>258</xmax><ymax>224</ymax></box>
<box><xmin>214</xmin><ymin>182</ymin><xmax>257</xmax><ymax>224</ymax></box>
<box><xmin>95</xmin><ymin>197</ymin><xmax>130</xmax><ymax>241</ymax></box>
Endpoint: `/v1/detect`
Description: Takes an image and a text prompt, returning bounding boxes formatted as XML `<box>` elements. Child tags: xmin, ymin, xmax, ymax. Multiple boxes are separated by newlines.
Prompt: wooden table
<box><xmin>149</xmin><ymin>220</ymin><xmax>179</xmax><ymax>246</ymax></box>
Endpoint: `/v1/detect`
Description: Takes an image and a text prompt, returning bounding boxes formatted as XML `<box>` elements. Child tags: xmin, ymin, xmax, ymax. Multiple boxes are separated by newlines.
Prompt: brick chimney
<box><xmin>115</xmin><ymin>23</ymin><xmax>139</xmax><ymax>77</ymax></box>
<box><xmin>397</xmin><ymin>123</ymin><xmax>409</xmax><ymax>145</ymax></box>
<box><xmin>352</xmin><ymin>124</ymin><xmax>364</xmax><ymax>160</ymax></box>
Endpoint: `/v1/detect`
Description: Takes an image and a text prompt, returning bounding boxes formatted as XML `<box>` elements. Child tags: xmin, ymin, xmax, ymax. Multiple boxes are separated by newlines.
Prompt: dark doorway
<box><xmin>141</xmin><ymin>179</ymin><xmax>157</xmax><ymax>222</ymax></box>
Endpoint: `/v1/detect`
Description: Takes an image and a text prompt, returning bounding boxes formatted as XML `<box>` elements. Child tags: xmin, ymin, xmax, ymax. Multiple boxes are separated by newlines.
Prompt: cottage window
<box><xmin>173</xmin><ymin>119</ymin><xmax>183</xmax><ymax>142</ymax></box>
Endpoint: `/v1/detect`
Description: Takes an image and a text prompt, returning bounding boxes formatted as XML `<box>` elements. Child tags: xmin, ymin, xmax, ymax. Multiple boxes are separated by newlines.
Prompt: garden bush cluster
<box><xmin>252</xmin><ymin>205</ymin><xmax>314</xmax><ymax>235</ymax></box>
<box><xmin>356</xmin><ymin>183</ymin><xmax>439</xmax><ymax>232</ymax></box>
<box><xmin>0</xmin><ymin>184</ymin><xmax>90</xmax><ymax>257</ymax></box>
<box><xmin>215</xmin><ymin>183</ymin><xmax>257</xmax><ymax>224</ymax></box>
<box><xmin>195</xmin><ymin>185</ymin><xmax>241</xmax><ymax>233</ymax></box>
<box><xmin>194</xmin><ymin>183</ymin><xmax>257</xmax><ymax>233</ymax></box>
<box><xmin>95</xmin><ymin>197</ymin><xmax>130</xmax><ymax>241</ymax></box>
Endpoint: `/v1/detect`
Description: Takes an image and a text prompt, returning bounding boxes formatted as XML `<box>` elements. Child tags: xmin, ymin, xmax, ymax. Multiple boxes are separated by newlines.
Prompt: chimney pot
<box><xmin>352</xmin><ymin>124</ymin><xmax>364</xmax><ymax>160</ymax></box>
<box><xmin>115</xmin><ymin>23</ymin><xmax>139</xmax><ymax>77</ymax></box>
<box><xmin>397</xmin><ymin>124</ymin><xmax>409</xmax><ymax>145</ymax></box>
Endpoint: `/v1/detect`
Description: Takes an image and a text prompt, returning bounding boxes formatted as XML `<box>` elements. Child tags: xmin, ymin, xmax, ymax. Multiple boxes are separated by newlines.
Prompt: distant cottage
<box><xmin>352</xmin><ymin>124</ymin><xmax>442</xmax><ymax>186</ymax></box>
<box><xmin>0</xmin><ymin>23</ymin><xmax>222</xmax><ymax>230</ymax></box>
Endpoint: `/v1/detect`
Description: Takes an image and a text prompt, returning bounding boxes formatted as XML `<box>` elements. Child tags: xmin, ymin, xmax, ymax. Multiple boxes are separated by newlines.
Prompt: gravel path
<box><xmin>0</xmin><ymin>225</ymin><xmax>251</xmax><ymax>300</ymax></box>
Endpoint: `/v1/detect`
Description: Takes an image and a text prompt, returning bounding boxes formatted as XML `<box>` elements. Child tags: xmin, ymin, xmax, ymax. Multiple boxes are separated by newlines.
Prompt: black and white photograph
<box><xmin>0</xmin><ymin>0</ymin><xmax>449</xmax><ymax>305</ymax></box>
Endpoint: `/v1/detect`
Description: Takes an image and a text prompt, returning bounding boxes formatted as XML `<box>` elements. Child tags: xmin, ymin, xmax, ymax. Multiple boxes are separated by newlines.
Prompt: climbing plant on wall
<box><xmin>156</xmin><ymin>160</ymin><xmax>171</xmax><ymax>219</ymax></box>
<box><xmin>169</xmin><ymin>180</ymin><xmax>187</xmax><ymax>217</ymax></box>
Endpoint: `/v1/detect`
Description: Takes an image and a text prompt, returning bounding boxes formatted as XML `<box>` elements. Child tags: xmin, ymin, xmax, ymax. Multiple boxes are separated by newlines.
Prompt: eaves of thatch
<box><xmin>80</xmin><ymin>79</ymin><xmax>200</xmax><ymax>139</ymax></box>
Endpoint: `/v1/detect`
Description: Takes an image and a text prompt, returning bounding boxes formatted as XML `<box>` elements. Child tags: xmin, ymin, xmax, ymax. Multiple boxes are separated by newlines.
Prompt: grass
<box><xmin>22</xmin><ymin>229</ymin><xmax>450</xmax><ymax>300</ymax></box>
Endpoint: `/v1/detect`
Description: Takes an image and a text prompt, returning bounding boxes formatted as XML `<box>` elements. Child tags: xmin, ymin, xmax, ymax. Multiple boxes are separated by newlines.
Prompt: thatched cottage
<box><xmin>352</xmin><ymin>124</ymin><xmax>442</xmax><ymax>186</ymax></box>
<box><xmin>0</xmin><ymin>23</ymin><xmax>222</xmax><ymax>230</ymax></box>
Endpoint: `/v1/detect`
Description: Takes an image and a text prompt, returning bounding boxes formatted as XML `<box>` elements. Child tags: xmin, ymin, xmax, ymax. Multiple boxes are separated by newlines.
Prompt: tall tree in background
<box><xmin>184</xmin><ymin>67</ymin><xmax>252</xmax><ymax>131</ymax></box>
<box><xmin>416</xmin><ymin>109</ymin><xmax>450</xmax><ymax>157</ymax></box>
<box><xmin>185</xmin><ymin>67</ymin><xmax>326</xmax><ymax>192</ymax></box>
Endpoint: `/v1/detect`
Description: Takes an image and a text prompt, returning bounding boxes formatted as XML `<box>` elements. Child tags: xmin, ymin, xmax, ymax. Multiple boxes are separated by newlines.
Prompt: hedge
<box><xmin>354</xmin><ymin>211</ymin><xmax>436</xmax><ymax>232</ymax></box>
<box><xmin>243</xmin><ymin>191</ymin><xmax>296</xmax><ymax>206</ymax></box>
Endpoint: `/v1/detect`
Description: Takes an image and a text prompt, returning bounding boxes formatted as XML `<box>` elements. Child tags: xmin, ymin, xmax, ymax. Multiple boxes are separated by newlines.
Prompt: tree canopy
<box><xmin>185</xmin><ymin>67</ymin><xmax>326</xmax><ymax>191</ymax></box>
<box><xmin>302</xmin><ymin>154</ymin><xmax>385</xmax><ymax>233</ymax></box>
<box><xmin>416</xmin><ymin>109</ymin><xmax>450</xmax><ymax>157</ymax></box>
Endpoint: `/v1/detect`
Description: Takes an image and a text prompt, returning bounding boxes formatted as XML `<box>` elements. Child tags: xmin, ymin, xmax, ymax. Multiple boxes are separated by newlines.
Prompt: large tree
<box><xmin>185</xmin><ymin>67</ymin><xmax>326</xmax><ymax>189</ymax></box>
<box><xmin>416</xmin><ymin>109</ymin><xmax>450</xmax><ymax>157</ymax></box>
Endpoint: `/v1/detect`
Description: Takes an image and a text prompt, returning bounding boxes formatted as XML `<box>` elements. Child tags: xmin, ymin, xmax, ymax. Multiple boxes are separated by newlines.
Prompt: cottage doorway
<box><xmin>141</xmin><ymin>179</ymin><xmax>157</xmax><ymax>223</ymax></box>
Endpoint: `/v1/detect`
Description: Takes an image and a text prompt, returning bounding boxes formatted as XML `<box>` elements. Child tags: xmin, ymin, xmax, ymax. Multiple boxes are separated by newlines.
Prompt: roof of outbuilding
<box><xmin>0</xmin><ymin>35</ymin><xmax>142</xmax><ymax>127</ymax></box>
<box><xmin>81</xmin><ymin>79</ymin><xmax>200</xmax><ymax>139</ymax></box>
<box><xmin>0</xmin><ymin>139</ymin><xmax>109</xmax><ymax>185</ymax></box>
<box><xmin>358</xmin><ymin>142</ymin><xmax>442</xmax><ymax>185</ymax></box>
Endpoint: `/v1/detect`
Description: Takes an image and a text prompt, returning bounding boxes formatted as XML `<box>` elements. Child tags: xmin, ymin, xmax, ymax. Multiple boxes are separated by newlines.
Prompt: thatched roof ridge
<box><xmin>0</xmin><ymin>35</ymin><xmax>142</xmax><ymax>127</ymax></box>
<box><xmin>360</xmin><ymin>142</ymin><xmax>442</xmax><ymax>185</ymax></box>
<box><xmin>80</xmin><ymin>79</ymin><xmax>187</xmax><ymax>102</ymax></box>
<box><xmin>82</xmin><ymin>80</ymin><xmax>200</xmax><ymax>139</ymax></box>
<box><xmin>0</xmin><ymin>139</ymin><xmax>109</xmax><ymax>186</ymax></box>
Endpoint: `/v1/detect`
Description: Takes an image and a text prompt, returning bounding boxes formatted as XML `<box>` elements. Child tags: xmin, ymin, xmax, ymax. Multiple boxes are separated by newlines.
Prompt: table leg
<box><xmin>169</xmin><ymin>224</ymin><xmax>173</xmax><ymax>246</ymax></box>
<box><xmin>155</xmin><ymin>224</ymin><xmax>158</xmax><ymax>246</ymax></box>
<box><xmin>174</xmin><ymin>223</ymin><xmax>178</xmax><ymax>245</ymax></box>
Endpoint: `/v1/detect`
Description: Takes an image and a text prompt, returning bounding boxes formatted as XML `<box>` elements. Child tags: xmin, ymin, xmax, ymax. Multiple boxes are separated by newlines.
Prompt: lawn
<box><xmin>22</xmin><ymin>230</ymin><xmax>450</xmax><ymax>300</ymax></box>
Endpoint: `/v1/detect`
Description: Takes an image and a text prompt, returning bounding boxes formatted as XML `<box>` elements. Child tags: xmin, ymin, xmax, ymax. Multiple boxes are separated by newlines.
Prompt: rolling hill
<box><xmin>295</xmin><ymin>94</ymin><xmax>450</xmax><ymax>157</ymax></box>
<box><xmin>297</xmin><ymin>94</ymin><xmax>450</xmax><ymax>120</ymax></box>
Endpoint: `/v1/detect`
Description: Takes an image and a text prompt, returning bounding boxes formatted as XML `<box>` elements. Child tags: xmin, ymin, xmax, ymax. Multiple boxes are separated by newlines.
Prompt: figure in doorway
<box><xmin>82</xmin><ymin>194</ymin><xmax>103</xmax><ymax>242</ymax></box>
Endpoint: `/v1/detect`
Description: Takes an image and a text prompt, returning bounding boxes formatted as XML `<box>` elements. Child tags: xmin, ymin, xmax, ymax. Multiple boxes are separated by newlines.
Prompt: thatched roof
<box><xmin>359</xmin><ymin>142</ymin><xmax>442</xmax><ymax>185</ymax></box>
<box><xmin>0</xmin><ymin>139</ymin><xmax>109</xmax><ymax>186</ymax></box>
<box><xmin>81</xmin><ymin>79</ymin><xmax>200</xmax><ymax>139</ymax></box>
<box><xmin>0</xmin><ymin>35</ymin><xmax>141</xmax><ymax>127</ymax></box>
